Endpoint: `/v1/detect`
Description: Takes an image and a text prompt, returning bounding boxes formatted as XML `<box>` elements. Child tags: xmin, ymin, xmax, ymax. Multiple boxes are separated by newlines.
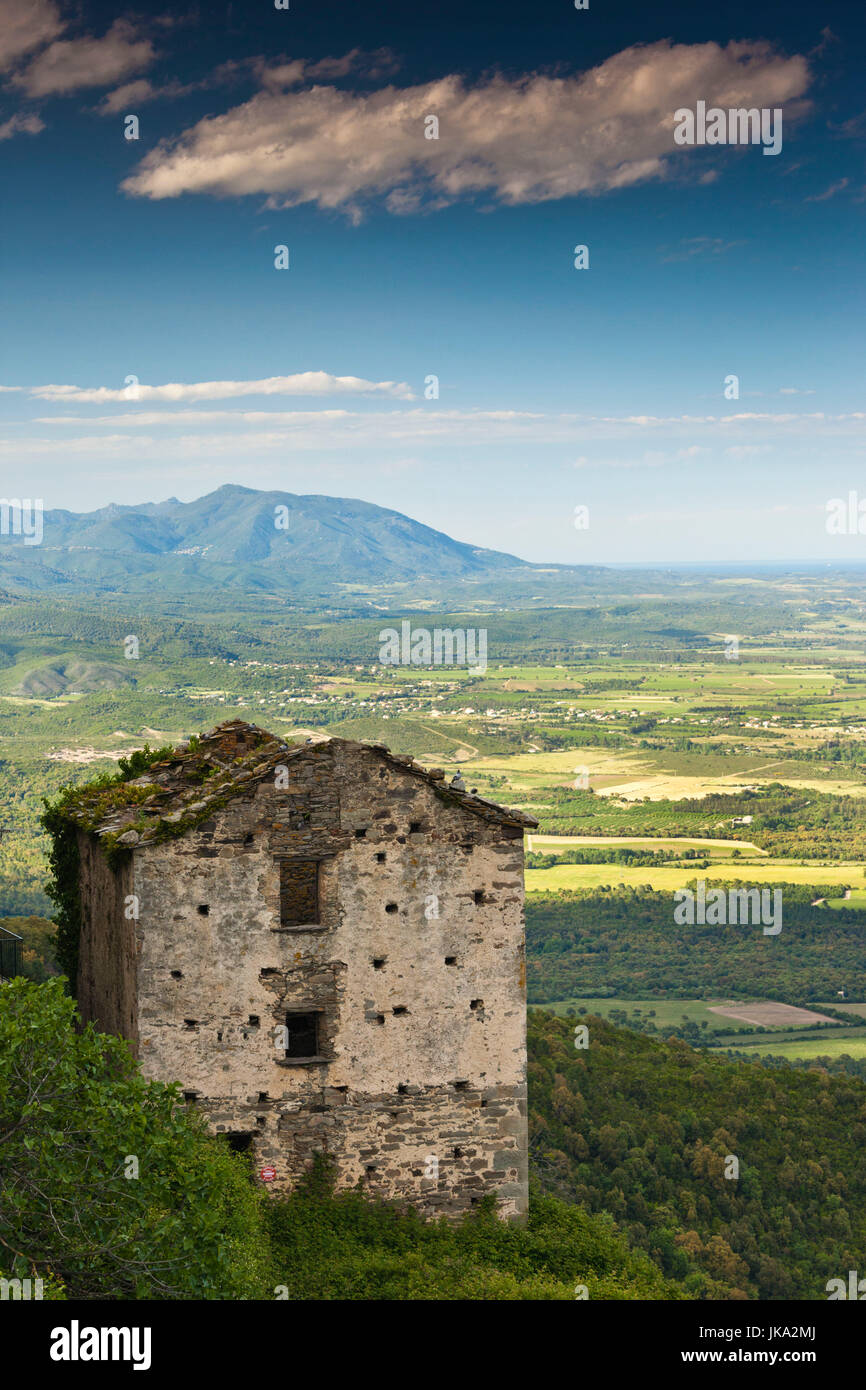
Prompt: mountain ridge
<box><xmin>0</xmin><ymin>485</ymin><xmax>598</xmax><ymax>599</ymax></box>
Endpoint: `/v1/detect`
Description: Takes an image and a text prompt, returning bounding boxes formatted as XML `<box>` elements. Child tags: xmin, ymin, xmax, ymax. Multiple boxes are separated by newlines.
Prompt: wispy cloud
<box><xmin>661</xmin><ymin>236</ymin><xmax>746</xmax><ymax>262</ymax></box>
<box><xmin>0</xmin><ymin>0</ymin><xmax>63</xmax><ymax>71</ymax></box>
<box><xmin>13</xmin><ymin>409</ymin><xmax>865</xmax><ymax>458</ymax></box>
<box><xmin>805</xmin><ymin>177</ymin><xmax>849</xmax><ymax>202</ymax></box>
<box><xmin>0</xmin><ymin>112</ymin><xmax>44</xmax><ymax>140</ymax></box>
<box><xmin>122</xmin><ymin>40</ymin><xmax>811</xmax><ymax>216</ymax></box>
<box><xmin>12</xmin><ymin>18</ymin><xmax>155</xmax><ymax>97</ymax></box>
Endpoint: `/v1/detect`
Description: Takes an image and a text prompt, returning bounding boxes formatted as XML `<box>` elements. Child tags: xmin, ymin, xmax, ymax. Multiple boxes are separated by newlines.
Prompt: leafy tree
<box><xmin>0</xmin><ymin>978</ymin><xmax>269</xmax><ymax>1299</ymax></box>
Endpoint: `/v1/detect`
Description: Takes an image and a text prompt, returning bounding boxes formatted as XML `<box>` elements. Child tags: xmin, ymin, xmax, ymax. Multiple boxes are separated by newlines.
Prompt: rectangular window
<box><xmin>285</xmin><ymin>1011</ymin><xmax>320</xmax><ymax>1059</ymax></box>
<box><xmin>279</xmin><ymin>859</ymin><xmax>319</xmax><ymax>926</ymax></box>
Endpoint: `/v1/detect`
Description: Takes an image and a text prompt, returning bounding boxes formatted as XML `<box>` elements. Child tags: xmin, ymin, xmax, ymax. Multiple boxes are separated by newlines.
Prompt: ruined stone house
<box><xmin>73</xmin><ymin>720</ymin><xmax>536</xmax><ymax>1220</ymax></box>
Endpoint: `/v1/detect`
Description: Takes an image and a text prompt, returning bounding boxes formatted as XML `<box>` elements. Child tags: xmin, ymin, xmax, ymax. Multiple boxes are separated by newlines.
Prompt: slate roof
<box><xmin>70</xmin><ymin>720</ymin><xmax>537</xmax><ymax>847</ymax></box>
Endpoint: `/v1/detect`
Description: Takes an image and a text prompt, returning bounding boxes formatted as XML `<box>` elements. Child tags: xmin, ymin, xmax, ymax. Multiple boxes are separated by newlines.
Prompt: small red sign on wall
<box><xmin>260</xmin><ymin>1167</ymin><xmax>276</xmax><ymax>1182</ymax></box>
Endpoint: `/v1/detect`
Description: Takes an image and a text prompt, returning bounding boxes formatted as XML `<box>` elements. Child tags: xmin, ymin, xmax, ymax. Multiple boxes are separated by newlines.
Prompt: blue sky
<box><xmin>0</xmin><ymin>0</ymin><xmax>864</xmax><ymax>563</ymax></box>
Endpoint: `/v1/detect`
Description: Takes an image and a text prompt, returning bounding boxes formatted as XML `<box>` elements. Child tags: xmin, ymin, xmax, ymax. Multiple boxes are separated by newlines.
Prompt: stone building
<box><xmin>73</xmin><ymin>720</ymin><xmax>536</xmax><ymax>1220</ymax></box>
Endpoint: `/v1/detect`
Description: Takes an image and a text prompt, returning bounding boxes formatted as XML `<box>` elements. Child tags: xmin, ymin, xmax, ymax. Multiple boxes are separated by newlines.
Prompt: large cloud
<box><xmin>27</xmin><ymin>371</ymin><xmax>414</xmax><ymax>404</ymax></box>
<box><xmin>122</xmin><ymin>40</ymin><xmax>811</xmax><ymax>215</ymax></box>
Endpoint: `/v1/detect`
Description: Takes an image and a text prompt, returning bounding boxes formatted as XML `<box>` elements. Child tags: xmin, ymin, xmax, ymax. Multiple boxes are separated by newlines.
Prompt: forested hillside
<box><xmin>527</xmin><ymin>887</ymin><xmax>866</xmax><ymax>1003</ymax></box>
<box><xmin>528</xmin><ymin>1010</ymin><xmax>866</xmax><ymax>1299</ymax></box>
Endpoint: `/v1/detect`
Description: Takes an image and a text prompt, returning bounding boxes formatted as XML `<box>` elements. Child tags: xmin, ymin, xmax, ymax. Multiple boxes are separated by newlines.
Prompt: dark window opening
<box><xmin>392</xmin><ymin>1005</ymin><xmax>409</xmax><ymax>1016</ymax></box>
<box><xmin>473</xmin><ymin>890</ymin><xmax>484</xmax><ymax>904</ymax></box>
<box><xmin>184</xmin><ymin>1019</ymin><xmax>198</xmax><ymax>1029</ymax></box>
<box><xmin>197</xmin><ymin>904</ymin><xmax>209</xmax><ymax>916</ymax></box>
<box><xmin>260</xmin><ymin>967</ymin><xmax>278</xmax><ymax>978</ymax></box>
<box><xmin>354</xmin><ymin>827</ymin><xmax>367</xmax><ymax>839</ymax></box>
<box><xmin>454</xmin><ymin>1146</ymin><xmax>464</xmax><ymax>1158</ymax></box>
<box><xmin>285</xmin><ymin>1010</ymin><xmax>320</xmax><ymax>1058</ymax></box>
<box><xmin>365</xmin><ymin>1164</ymin><xmax>377</xmax><ymax>1174</ymax></box>
<box><xmin>409</xmin><ymin>821</ymin><xmax>422</xmax><ymax>833</ymax></box>
<box><xmin>170</xmin><ymin>970</ymin><xmax>183</xmax><ymax>979</ymax></box>
<box><xmin>182</xmin><ymin>1091</ymin><xmax>198</xmax><ymax>1103</ymax></box>
<box><xmin>385</xmin><ymin>902</ymin><xmax>398</xmax><ymax>914</ymax></box>
<box><xmin>248</xmin><ymin>1015</ymin><xmax>260</xmax><ymax>1027</ymax></box>
<box><xmin>217</xmin><ymin>1029</ymin><xmax>223</xmax><ymax>1041</ymax></box>
<box><xmin>225</xmin><ymin>1132</ymin><xmax>254</xmax><ymax>1154</ymax></box>
<box><xmin>453</xmin><ymin>1080</ymin><xmax>469</xmax><ymax>1091</ymax></box>
<box><xmin>397</xmin><ymin>1084</ymin><xmax>408</xmax><ymax>1094</ymax></box>
<box><xmin>256</xmin><ymin>1116</ymin><xmax>266</xmax><ymax>1128</ymax></box>
<box><xmin>373</xmin><ymin>1013</ymin><xmax>385</xmax><ymax>1026</ymax></box>
<box><xmin>244</xmin><ymin>833</ymin><xmax>254</xmax><ymax>845</ymax></box>
<box><xmin>258</xmin><ymin>1092</ymin><xmax>269</xmax><ymax>1102</ymax></box>
<box><xmin>279</xmin><ymin>859</ymin><xmax>320</xmax><ymax>926</ymax></box>
<box><xmin>372</xmin><ymin>957</ymin><xmax>386</xmax><ymax>969</ymax></box>
<box><xmin>470</xmin><ymin>999</ymin><xmax>483</xmax><ymax>1011</ymax></box>
<box><xmin>445</xmin><ymin>956</ymin><xmax>457</xmax><ymax>966</ymax></box>
<box><xmin>376</xmin><ymin>852</ymin><xmax>386</xmax><ymax>863</ymax></box>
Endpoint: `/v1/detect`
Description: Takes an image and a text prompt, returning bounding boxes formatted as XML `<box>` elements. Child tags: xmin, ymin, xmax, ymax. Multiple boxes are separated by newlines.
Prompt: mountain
<box><xmin>0</xmin><ymin>485</ymin><xmax>592</xmax><ymax>601</ymax></box>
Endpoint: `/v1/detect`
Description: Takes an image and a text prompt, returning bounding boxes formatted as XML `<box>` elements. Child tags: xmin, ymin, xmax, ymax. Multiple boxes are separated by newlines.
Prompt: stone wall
<box><xmin>76</xmin><ymin>830</ymin><xmax>136</xmax><ymax>1044</ymax></box>
<box><xmin>114</xmin><ymin>740</ymin><xmax>528</xmax><ymax>1219</ymax></box>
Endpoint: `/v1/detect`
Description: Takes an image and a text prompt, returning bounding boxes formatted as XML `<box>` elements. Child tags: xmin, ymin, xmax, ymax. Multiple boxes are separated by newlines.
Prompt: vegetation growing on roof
<box><xmin>40</xmin><ymin>728</ymin><xmax>280</xmax><ymax>988</ymax></box>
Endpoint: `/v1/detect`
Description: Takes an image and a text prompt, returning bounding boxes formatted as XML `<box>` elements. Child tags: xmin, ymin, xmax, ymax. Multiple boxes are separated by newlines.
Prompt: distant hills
<box><xmin>0</xmin><ymin>485</ymin><xmax>596</xmax><ymax>602</ymax></box>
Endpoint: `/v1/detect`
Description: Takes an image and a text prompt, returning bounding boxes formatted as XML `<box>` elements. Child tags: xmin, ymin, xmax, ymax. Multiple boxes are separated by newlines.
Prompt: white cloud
<box><xmin>97</xmin><ymin>78</ymin><xmax>161</xmax><ymax>114</ymax></box>
<box><xmin>14</xmin><ymin>19</ymin><xmax>155</xmax><ymax>97</ymax></box>
<box><xmin>27</xmin><ymin>371</ymin><xmax>415</xmax><ymax>405</ymax></box>
<box><xmin>122</xmin><ymin>40</ymin><xmax>811</xmax><ymax>214</ymax></box>
<box><xmin>0</xmin><ymin>0</ymin><xmax>62</xmax><ymax>71</ymax></box>
<box><xmin>0</xmin><ymin>112</ymin><xmax>44</xmax><ymax>140</ymax></box>
<box><xmin>16</xmin><ymin>409</ymin><xmax>866</xmax><ymax>459</ymax></box>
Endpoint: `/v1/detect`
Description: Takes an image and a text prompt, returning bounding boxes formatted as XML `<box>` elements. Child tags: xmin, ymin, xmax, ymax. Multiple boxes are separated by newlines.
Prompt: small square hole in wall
<box><xmin>170</xmin><ymin>970</ymin><xmax>183</xmax><ymax>979</ymax></box>
<box><xmin>385</xmin><ymin>902</ymin><xmax>398</xmax><ymax>914</ymax></box>
<box><xmin>397</xmin><ymin>1084</ymin><xmax>408</xmax><ymax>1094</ymax></box>
<box><xmin>473</xmin><ymin>890</ymin><xmax>484</xmax><ymax>904</ymax></box>
<box><xmin>355</xmin><ymin>827</ymin><xmax>367</xmax><ymax>839</ymax></box>
<box><xmin>197</xmin><ymin>904</ymin><xmax>209</xmax><ymax>916</ymax></box>
<box><xmin>256</xmin><ymin>1116</ymin><xmax>266</xmax><ymax>1128</ymax></box>
<box><xmin>365</xmin><ymin>1164</ymin><xmax>377</xmax><ymax>1174</ymax></box>
<box><xmin>217</xmin><ymin>1029</ymin><xmax>223</xmax><ymax>1041</ymax></box>
<box><xmin>445</xmin><ymin>956</ymin><xmax>457</xmax><ymax>966</ymax></box>
<box><xmin>409</xmin><ymin>821</ymin><xmax>422</xmax><ymax>834</ymax></box>
<box><xmin>374</xmin><ymin>1013</ymin><xmax>385</xmax><ymax>1025</ymax></box>
<box><xmin>260</xmin><ymin>967</ymin><xmax>277</xmax><ymax>978</ymax></box>
<box><xmin>453</xmin><ymin>1080</ymin><xmax>469</xmax><ymax>1091</ymax></box>
<box><xmin>376</xmin><ymin>852</ymin><xmax>386</xmax><ymax>863</ymax></box>
<box><xmin>470</xmin><ymin>999</ymin><xmax>483</xmax><ymax>1011</ymax></box>
<box><xmin>392</xmin><ymin>1005</ymin><xmax>409</xmax><ymax>1016</ymax></box>
<box><xmin>244</xmin><ymin>833</ymin><xmax>254</xmax><ymax>845</ymax></box>
<box><xmin>372</xmin><ymin>958</ymin><xmax>386</xmax><ymax>970</ymax></box>
<box><xmin>184</xmin><ymin>1019</ymin><xmax>198</xmax><ymax>1029</ymax></box>
<box><xmin>454</xmin><ymin>1146</ymin><xmax>464</xmax><ymax>1159</ymax></box>
<box><xmin>182</xmin><ymin>1091</ymin><xmax>198</xmax><ymax>1103</ymax></box>
<box><xmin>248</xmin><ymin>1015</ymin><xmax>260</xmax><ymax>1027</ymax></box>
<box><xmin>258</xmin><ymin>1092</ymin><xmax>269</xmax><ymax>1103</ymax></box>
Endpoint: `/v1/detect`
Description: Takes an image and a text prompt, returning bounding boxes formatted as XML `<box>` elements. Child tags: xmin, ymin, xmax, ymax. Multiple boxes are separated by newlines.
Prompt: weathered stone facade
<box><xmin>76</xmin><ymin>721</ymin><xmax>535</xmax><ymax>1220</ymax></box>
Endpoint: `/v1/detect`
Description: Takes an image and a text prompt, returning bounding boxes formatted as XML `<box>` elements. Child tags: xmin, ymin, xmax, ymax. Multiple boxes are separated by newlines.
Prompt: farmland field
<box><xmin>524</xmin><ymin>860</ymin><xmax>866</xmax><ymax>894</ymax></box>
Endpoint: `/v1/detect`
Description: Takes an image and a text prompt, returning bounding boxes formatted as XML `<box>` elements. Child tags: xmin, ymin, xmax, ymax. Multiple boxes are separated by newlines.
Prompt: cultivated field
<box><xmin>524</xmin><ymin>860</ymin><xmax>866</xmax><ymax>894</ymax></box>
